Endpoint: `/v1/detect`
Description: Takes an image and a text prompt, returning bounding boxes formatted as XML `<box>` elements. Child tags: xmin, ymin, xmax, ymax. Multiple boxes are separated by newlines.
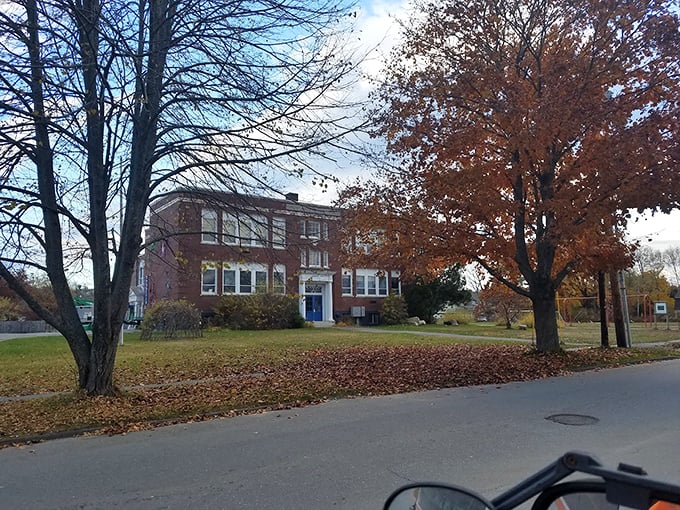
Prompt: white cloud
<box><xmin>626</xmin><ymin>210</ymin><xmax>680</xmax><ymax>251</ymax></box>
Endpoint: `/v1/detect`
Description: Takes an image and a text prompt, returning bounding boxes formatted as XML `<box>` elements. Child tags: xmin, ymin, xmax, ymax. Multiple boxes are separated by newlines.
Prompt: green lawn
<box><xmin>1</xmin><ymin>324</ymin><xmax>678</xmax><ymax>443</ymax></box>
<box><xmin>381</xmin><ymin>321</ymin><xmax>680</xmax><ymax>345</ymax></box>
<box><xmin>2</xmin><ymin>323</ymin><xmax>678</xmax><ymax>397</ymax></box>
<box><xmin>0</xmin><ymin>327</ymin><xmax>497</xmax><ymax>396</ymax></box>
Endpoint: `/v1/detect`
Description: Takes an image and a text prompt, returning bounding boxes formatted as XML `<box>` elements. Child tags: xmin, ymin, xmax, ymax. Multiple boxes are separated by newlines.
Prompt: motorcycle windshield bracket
<box><xmin>491</xmin><ymin>451</ymin><xmax>680</xmax><ymax>510</ymax></box>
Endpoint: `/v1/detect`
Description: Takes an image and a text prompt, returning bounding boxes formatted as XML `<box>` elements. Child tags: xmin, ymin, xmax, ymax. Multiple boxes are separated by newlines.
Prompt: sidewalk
<box><xmin>0</xmin><ymin>332</ymin><xmax>62</xmax><ymax>342</ymax></box>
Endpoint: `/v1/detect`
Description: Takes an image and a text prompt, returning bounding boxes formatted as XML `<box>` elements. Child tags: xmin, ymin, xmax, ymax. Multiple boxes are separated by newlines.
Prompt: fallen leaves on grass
<box><xmin>0</xmin><ymin>345</ymin><xmax>673</xmax><ymax>444</ymax></box>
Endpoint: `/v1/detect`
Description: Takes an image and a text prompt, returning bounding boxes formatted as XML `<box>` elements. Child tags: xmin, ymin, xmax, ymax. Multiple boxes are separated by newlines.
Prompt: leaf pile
<box><xmin>0</xmin><ymin>345</ymin><xmax>673</xmax><ymax>445</ymax></box>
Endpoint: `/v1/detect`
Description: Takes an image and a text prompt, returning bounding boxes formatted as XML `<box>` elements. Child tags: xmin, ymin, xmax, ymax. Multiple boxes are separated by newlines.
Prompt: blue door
<box><xmin>305</xmin><ymin>295</ymin><xmax>323</xmax><ymax>321</ymax></box>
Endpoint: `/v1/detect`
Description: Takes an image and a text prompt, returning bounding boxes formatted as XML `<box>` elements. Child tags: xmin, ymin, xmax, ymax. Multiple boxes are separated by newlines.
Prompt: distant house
<box><xmin>671</xmin><ymin>287</ymin><xmax>680</xmax><ymax>318</ymax></box>
<box><xmin>73</xmin><ymin>297</ymin><xmax>94</xmax><ymax>324</ymax></box>
<box><xmin>139</xmin><ymin>190</ymin><xmax>401</xmax><ymax>326</ymax></box>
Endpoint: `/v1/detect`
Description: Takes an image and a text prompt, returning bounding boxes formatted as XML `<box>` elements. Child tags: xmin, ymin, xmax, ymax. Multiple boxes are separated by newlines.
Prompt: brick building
<box><xmin>140</xmin><ymin>190</ymin><xmax>401</xmax><ymax>325</ymax></box>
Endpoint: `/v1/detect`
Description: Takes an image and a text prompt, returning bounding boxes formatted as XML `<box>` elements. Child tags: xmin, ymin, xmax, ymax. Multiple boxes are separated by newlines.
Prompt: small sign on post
<box><xmin>654</xmin><ymin>301</ymin><xmax>669</xmax><ymax>330</ymax></box>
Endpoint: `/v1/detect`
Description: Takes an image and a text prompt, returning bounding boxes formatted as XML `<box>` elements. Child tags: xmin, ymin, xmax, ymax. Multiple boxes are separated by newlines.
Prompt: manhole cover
<box><xmin>546</xmin><ymin>414</ymin><xmax>599</xmax><ymax>426</ymax></box>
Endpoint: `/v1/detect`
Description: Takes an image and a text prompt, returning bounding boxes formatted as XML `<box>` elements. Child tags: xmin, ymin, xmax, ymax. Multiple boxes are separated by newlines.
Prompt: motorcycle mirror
<box><xmin>384</xmin><ymin>483</ymin><xmax>495</xmax><ymax>510</ymax></box>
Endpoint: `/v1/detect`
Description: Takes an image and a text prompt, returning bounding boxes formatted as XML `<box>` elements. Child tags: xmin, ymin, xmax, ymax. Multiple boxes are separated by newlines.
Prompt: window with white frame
<box><xmin>223</xmin><ymin>213</ymin><xmax>268</xmax><ymax>247</ymax></box>
<box><xmin>223</xmin><ymin>213</ymin><xmax>238</xmax><ymax>245</ymax></box>
<box><xmin>355</xmin><ymin>269</ymin><xmax>389</xmax><ymax>297</ymax></box>
<box><xmin>239</xmin><ymin>217</ymin><xmax>253</xmax><ymax>246</ymax></box>
<box><xmin>272</xmin><ymin>217</ymin><xmax>286</xmax><ymax>248</ymax></box>
<box><xmin>378</xmin><ymin>274</ymin><xmax>388</xmax><ymax>296</ymax></box>
<box><xmin>223</xmin><ymin>268</ymin><xmax>236</xmax><ymax>293</ymax></box>
<box><xmin>250</xmin><ymin>215</ymin><xmax>267</xmax><ymax>247</ymax></box>
<box><xmin>240</xmin><ymin>269</ymin><xmax>252</xmax><ymax>294</ymax></box>
<box><xmin>273</xmin><ymin>265</ymin><xmax>286</xmax><ymax>294</ymax></box>
<box><xmin>201</xmin><ymin>209</ymin><xmax>218</xmax><ymax>244</ymax></box>
<box><xmin>300</xmin><ymin>248</ymin><xmax>329</xmax><ymax>269</ymax></box>
<box><xmin>356</xmin><ymin>274</ymin><xmax>365</xmax><ymax>295</ymax></box>
<box><xmin>201</xmin><ymin>263</ymin><xmax>218</xmax><ymax>294</ymax></box>
<box><xmin>136</xmin><ymin>261</ymin><xmax>145</xmax><ymax>287</ymax></box>
<box><xmin>390</xmin><ymin>271</ymin><xmax>401</xmax><ymax>295</ymax></box>
<box><xmin>222</xmin><ymin>263</ymin><xmax>268</xmax><ymax>294</ymax></box>
<box><xmin>300</xmin><ymin>219</ymin><xmax>321</xmax><ymax>239</ymax></box>
<box><xmin>308</xmin><ymin>249</ymin><xmax>321</xmax><ymax>268</ymax></box>
<box><xmin>367</xmin><ymin>275</ymin><xmax>377</xmax><ymax>295</ymax></box>
<box><xmin>255</xmin><ymin>269</ymin><xmax>267</xmax><ymax>293</ymax></box>
<box><xmin>341</xmin><ymin>270</ymin><xmax>352</xmax><ymax>296</ymax></box>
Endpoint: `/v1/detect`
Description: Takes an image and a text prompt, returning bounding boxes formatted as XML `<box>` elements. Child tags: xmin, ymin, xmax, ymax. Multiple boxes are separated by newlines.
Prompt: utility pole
<box><xmin>610</xmin><ymin>270</ymin><xmax>631</xmax><ymax>348</ymax></box>
<box><xmin>618</xmin><ymin>271</ymin><xmax>632</xmax><ymax>347</ymax></box>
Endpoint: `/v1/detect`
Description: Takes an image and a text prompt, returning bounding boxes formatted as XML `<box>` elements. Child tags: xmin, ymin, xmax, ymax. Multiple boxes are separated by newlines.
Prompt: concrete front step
<box><xmin>311</xmin><ymin>321</ymin><xmax>336</xmax><ymax>328</ymax></box>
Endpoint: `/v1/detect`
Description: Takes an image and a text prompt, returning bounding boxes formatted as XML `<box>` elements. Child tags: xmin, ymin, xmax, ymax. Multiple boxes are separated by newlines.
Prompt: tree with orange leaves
<box><xmin>340</xmin><ymin>0</ymin><xmax>680</xmax><ymax>352</ymax></box>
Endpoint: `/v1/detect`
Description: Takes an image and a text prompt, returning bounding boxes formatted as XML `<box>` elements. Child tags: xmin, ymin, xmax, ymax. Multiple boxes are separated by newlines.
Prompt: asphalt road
<box><xmin>1</xmin><ymin>360</ymin><xmax>679</xmax><ymax>510</ymax></box>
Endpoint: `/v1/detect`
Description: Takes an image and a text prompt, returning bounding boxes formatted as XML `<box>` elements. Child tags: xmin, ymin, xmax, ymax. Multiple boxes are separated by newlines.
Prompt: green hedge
<box><xmin>140</xmin><ymin>300</ymin><xmax>202</xmax><ymax>340</ymax></box>
<box><xmin>381</xmin><ymin>294</ymin><xmax>408</xmax><ymax>325</ymax></box>
<box><xmin>214</xmin><ymin>293</ymin><xmax>305</xmax><ymax>330</ymax></box>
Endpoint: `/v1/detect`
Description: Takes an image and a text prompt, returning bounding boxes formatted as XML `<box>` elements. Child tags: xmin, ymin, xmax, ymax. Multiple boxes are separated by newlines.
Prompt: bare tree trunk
<box><xmin>597</xmin><ymin>271</ymin><xmax>609</xmax><ymax>348</ymax></box>
<box><xmin>532</xmin><ymin>288</ymin><xmax>560</xmax><ymax>352</ymax></box>
<box><xmin>86</xmin><ymin>329</ymin><xmax>120</xmax><ymax>395</ymax></box>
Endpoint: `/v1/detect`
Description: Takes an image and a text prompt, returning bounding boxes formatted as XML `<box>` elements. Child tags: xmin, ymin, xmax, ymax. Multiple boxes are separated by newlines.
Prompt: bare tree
<box><xmin>663</xmin><ymin>247</ymin><xmax>680</xmax><ymax>287</ymax></box>
<box><xmin>0</xmin><ymin>0</ymin><xmax>363</xmax><ymax>395</ymax></box>
<box><xmin>634</xmin><ymin>247</ymin><xmax>665</xmax><ymax>278</ymax></box>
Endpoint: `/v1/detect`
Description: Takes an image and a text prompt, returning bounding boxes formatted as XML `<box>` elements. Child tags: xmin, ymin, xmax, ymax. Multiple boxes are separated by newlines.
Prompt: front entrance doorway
<box><xmin>305</xmin><ymin>294</ymin><xmax>323</xmax><ymax>321</ymax></box>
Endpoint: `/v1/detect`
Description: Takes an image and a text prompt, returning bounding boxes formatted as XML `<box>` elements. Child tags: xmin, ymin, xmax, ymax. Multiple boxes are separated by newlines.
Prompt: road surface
<box><xmin>1</xmin><ymin>359</ymin><xmax>679</xmax><ymax>509</ymax></box>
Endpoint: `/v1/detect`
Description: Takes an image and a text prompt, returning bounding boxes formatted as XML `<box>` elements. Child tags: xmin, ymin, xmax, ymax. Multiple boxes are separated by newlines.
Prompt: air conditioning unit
<box><xmin>351</xmin><ymin>306</ymin><xmax>365</xmax><ymax>318</ymax></box>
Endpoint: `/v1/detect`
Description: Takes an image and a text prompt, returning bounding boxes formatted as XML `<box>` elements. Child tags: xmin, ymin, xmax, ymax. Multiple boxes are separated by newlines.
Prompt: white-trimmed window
<box><xmin>307</xmin><ymin>221</ymin><xmax>321</xmax><ymax>239</ymax></box>
<box><xmin>201</xmin><ymin>209</ymin><xmax>218</xmax><ymax>244</ymax></box>
<box><xmin>255</xmin><ymin>269</ymin><xmax>267</xmax><ymax>293</ymax></box>
<box><xmin>379</xmin><ymin>275</ymin><xmax>388</xmax><ymax>296</ymax></box>
<box><xmin>356</xmin><ymin>275</ymin><xmax>365</xmax><ymax>295</ymax></box>
<box><xmin>239</xmin><ymin>217</ymin><xmax>253</xmax><ymax>246</ymax></box>
<box><xmin>341</xmin><ymin>270</ymin><xmax>352</xmax><ymax>296</ymax></box>
<box><xmin>223</xmin><ymin>268</ymin><xmax>236</xmax><ymax>293</ymax></box>
<box><xmin>390</xmin><ymin>270</ymin><xmax>401</xmax><ymax>295</ymax></box>
<box><xmin>367</xmin><ymin>275</ymin><xmax>377</xmax><ymax>295</ymax></box>
<box><xmin>355</xmin><ymin>269</ymin><xmax>389</xmax><ymax>297</ymax></box>
<box><xmin>240</xmin><ymin>269</ymin><xmax>252</xmax><ymax>294</ymax></box>
<box><xmin>273</xmin><ymin>265</ymin><xmax>286</xmax><ymax>294</ymax></box>
<box><xmin>201</xmin><ymin>262</ymin><xmax>218</xmax><ymax>294</ymax></box>
<box><xmin>136</xmin><ymin>261</ymin><xmax>145</xmax><ymax>287</ymax></box>
<box><xmin>223</xmin><ymin>213</ymin><xmax>268</xmax><ymax>247</ymax></box>
<box><xmin>250</xmin><ymin>215</ymin><xmax>268</xmax><ymax>247</ymax></box>
<box><xmin>223</xmin><ymin>263</ymin><xmax>268</xmax><ymax>294</ymax></box>
<box><xmin>223</xmin><ymin>213</ymin><xmax>239</xmax><ymax>245</ymax></box>
<box><xmin>300</xmin><ymin>248</ymin><xmax>329</xmax><ymax>269</ymax></box>
<box><xmin>272</xmin><ymin>217</ymin><xmax>286</xmax><ymax>248</ymax></box>
<box><xmin>308</xmin><ymin>249</ymin><xmax>321</xmax><ymax>268</ymax></box>
<box><xmin>300</xmin><ymin>219</ymin><xmax>321</xmax><ymax>239</ymax></box>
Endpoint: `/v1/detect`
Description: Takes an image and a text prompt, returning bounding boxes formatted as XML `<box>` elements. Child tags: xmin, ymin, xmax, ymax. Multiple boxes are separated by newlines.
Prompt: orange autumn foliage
<box><xmin>340</xmin><ymin>0</ymin><xmax>680</xmax><ymax>352</ymax></box>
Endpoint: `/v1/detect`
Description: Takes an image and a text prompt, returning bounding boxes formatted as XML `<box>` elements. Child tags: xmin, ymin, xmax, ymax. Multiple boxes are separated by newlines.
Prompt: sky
<box><xmin>293</xmin><ymin>0</ymin><xmax>680</xmax><ymax>254</ymax></box>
